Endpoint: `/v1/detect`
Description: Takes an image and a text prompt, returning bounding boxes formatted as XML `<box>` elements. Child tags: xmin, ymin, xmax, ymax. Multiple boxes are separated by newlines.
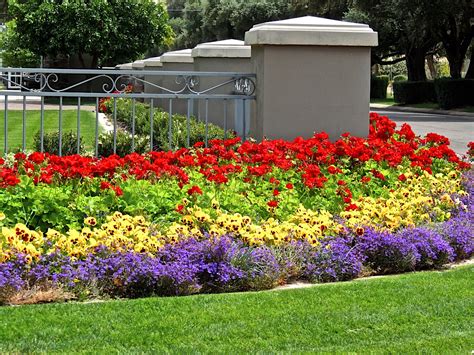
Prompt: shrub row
<box><xmin>393</xmin><ymin>79</ymin><xmax>474</xmax><ymax>108</ymax></box>
<box><xmin>370</xmin><ymin>75</ymin><xmax>389</xmax><ymax>99</ymax></box>
<box><xmin>393</xmin><ymin>81</ymin><xmax>437</xmax><ymax>104</ymax></box>
<box><xmin>434</xmin><ymin>79</ymin><xmax>474</xmax><ymax>109</ymax></box>
<box><xmin>35</xmin><ymin>99</ymin><xmax>232</xmax><ymax>156</ymax></box>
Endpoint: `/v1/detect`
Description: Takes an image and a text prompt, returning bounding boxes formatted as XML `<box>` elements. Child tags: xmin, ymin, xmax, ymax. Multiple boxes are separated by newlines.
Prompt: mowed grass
<box><xmin>0</xmin><ymin>265</ymin><xmax>472</xmax><ymax>353</ymax></box>
<box><xmin>0</xmin><ymin>110</ymin><xmax>98</xmax><ymax>153</ymax></box>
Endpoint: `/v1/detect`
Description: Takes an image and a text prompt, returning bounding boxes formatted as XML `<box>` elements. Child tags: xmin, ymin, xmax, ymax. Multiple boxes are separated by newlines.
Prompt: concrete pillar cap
<box><xmin>160</xmin><ymin>49</ymin><xmax>194</xmax><ymax>63</ymax></box>
<box><xmin>143</xmin><ymin>56</ymin><xmax>163</xmax><ymax>67</ymax></box>
<box><xmin>116</xmin><ymin>63</ymin><xmax>133</xmax><ymax>69</ymax></box>
<box><xmin>192</xmin><ymin>39</ymin><xmax>251</xmax><ymax>58</ymax></box>
<box><xmin>245</xmin><ymin>16</ymin><xmax>378</xmax><ymax>47</ymax></box>
<box><xmin>131</xmin><ymin>60</ymin><xmax>145</xmax><ymax>69</ymax></box>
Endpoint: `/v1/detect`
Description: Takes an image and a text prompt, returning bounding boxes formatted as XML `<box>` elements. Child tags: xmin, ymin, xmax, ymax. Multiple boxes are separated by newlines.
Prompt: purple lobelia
<box><xmin>304</xmin><ymin>236</ymin><xmax>363</xmax><ymax>282</ymax></box>
<box><xmin>437</xmin><ymin>212</ymin><xmax>473</xmax><ymax>260</ymax></box>
<box><xmin>396</xmin><ymin>227</ymin><xmax>454</xmax><ymax>269</ymax></box>
<box><xmin>356</xmin><ymin>228</ymin><xmax>420</xmax><ymax>274</ymax></box>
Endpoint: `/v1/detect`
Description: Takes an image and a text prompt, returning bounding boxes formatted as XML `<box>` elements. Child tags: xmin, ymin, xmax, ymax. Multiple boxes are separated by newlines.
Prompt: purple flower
<box><xmin>396</xmin><ymin>227</ymin><xmax>454</xmax><ymax>269</ymax></box>
<box><xmin>357</xmin><ymin>228</ymin><xmax>420</xmax><ymax>274</ymax></box>
<box><xmin>304</xmin><ymin>237</ymin><xmax>363</xmax><ymax>282</ymax></box>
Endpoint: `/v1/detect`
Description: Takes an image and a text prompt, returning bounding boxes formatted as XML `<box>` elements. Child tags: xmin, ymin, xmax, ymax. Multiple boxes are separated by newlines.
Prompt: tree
<box><xmin>466</xmin><ymin>45</ymin><xmax>474</xmax><ymax>78</ymax></box>
<box><xmin>9</xmin><ymin>0</ymin><xmax>173</xmax><ymax>68</ymax></box>
<box><xmin>289</xmin><ymin>0</ymin><xmax>349</xmax><ymax>19</ymax></box>
<box><xmin>0</xmin><ymin>20</ymin><xmax>40</xmax><ymax>67</ymax></box>
<box><xmin>347</xmin><ymin>0</ymin><xmax>439</xmax><ymax>81</ymax></box>
<box><xmin>428</xmin><ymin>0</ymin><xmax>473</xmax><ymax>78</ymax></box>
<box><xmin>171</xmin><ymin>0</ymin><xmax>289</xmax><ymax>50</ymax></box>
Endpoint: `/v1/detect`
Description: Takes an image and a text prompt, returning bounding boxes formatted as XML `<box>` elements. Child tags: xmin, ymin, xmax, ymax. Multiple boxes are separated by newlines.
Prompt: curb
<box><xmin>370</xmin><ymin>104</ymin><xmax>474</xmax><ymax>118</ymax></box>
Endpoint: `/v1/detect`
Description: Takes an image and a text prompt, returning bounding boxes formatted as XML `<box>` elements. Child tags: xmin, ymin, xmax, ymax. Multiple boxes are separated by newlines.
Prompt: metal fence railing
<box><xmin>0</xmin><ymin>68</ymin><xmax>256</xmax><ymax>156</ymax></box>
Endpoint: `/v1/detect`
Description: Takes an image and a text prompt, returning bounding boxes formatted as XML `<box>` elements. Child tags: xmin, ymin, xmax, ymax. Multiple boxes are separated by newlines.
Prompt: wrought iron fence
<box><xmin>0</xmin><ymin>68</ymin><xmax>256</xmax><ymax>156</ymax></box>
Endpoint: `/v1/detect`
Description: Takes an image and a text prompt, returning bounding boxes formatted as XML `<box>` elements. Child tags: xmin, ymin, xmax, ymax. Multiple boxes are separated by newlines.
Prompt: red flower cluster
<box><xmin>0</xmin><ymin>114</ymin><xmax>470</xmax><ymax>196</ymax></box>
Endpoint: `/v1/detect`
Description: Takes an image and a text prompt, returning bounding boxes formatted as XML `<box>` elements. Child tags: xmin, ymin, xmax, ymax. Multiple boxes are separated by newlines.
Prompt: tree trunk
<box><xmin>406</xmin><ymin>48</ymin><xmax>427</xmax><ymax>81</ymax></box>
<box><xmin>465</xmin><ymin>50</ymin><xmax>474</xmax><ymax>79</ymax></box>
<box><xmin>426</xmin><ymin>55</ymin><xmax>437</xmax><ymax>80</ymax></box>
<box><xmin>445</xmin><ymin>45</ymin><xmax>464</xmax><ymax>79</ymax></box>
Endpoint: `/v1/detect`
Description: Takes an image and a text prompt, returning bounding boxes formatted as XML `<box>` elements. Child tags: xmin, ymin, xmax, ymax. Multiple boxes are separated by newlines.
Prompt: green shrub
<box><xmin>370</xmin><ymin>76</ymin><xmax>389</xmax><ymax>99</ymax></box>
<box><xmin>98</xmin><ymin>131</ymin><xmax>149</xmax><ymax>157</ymax></box>
<box><xmin>34</xmin><ymin>131</ymin><xmax>84</xmax><ymax>155</ymax></box>
<box><xmin>393</xmin><ymin>81</ymin><xmax>436</xmax><ymax>104</ymax></box>
<box><xmin>104</xmin><ymin>98</ymin><xmax>233</xmax><ymax>152</ymax></box>
<box><xmin>434</xmin><ymin>79</ymin><xmax>474</xmax><ymax>109</ymax></box>
<box><xmin>393</xmin><ymin>75</ymin><xmax>407</xmax><ymax>82</ymax></box>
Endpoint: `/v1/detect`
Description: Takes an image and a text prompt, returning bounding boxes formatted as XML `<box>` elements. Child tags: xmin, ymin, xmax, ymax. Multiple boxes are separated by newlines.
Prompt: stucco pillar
<box><xmin>245</xmin><ymin>16</ymin><xmax>378</xmax><ymax>141</ymax></box>
<box><xmin>159</xmin><ymin>49</ymin><xmax>195</xmax><ymax>116</ymax></box>
<box><xmin>143</xmin><ymin>56</ymin><xmax>163</xmax><ymax>104</ymax></box>
<box><xmin>192</xmin><ymin>39</ymin><xmax>253</xmax><ymax>136</ymax></box>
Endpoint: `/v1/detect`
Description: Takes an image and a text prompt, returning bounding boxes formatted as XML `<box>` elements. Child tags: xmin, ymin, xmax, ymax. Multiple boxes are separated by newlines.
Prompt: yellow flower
<box><xmin>84</xmin><ymin>217</ymin><xmax>97</xmax><ymax>226</ymax></box>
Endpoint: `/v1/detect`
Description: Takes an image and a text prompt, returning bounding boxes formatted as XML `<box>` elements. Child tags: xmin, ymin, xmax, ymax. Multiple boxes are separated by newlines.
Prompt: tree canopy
<box><xmin>5</xmin><ymin>0</ymin><xmax>173</xmax><ymax>68</ymax></box>
<box><xmin>168</xmin><ymin>0</ymin><xmax>473</xmax><ymax>80</ymax></box>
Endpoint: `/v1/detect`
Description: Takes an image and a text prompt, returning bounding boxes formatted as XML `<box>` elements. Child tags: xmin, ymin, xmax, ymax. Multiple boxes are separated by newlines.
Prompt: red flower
<box><xmin>273</xmin><ymin>189</ymin><xmax>280</xmax><ymax>196</ymax></box>
<box><xmin>286</xmin><ymin>183</ymin><xmax>293</xmax><ymax>189</ymax></box>
<box><xmin>113</xmin><ymin>186</ymin><xmax>123</xmax><ymax>196</ymax></box>
<box><xmin>187</xmin><ymin>185</ymin><xmax>203</xmax><ymax>195</ymax></box>
<box><xmin>267</xmin><ymin>200</ymin><xmax>278</xmax><ymax>208</ymax></box>
<box><xmin>269</xmin><ymin>177</ymin><xmax>280</xmax><ymax>185</ymax></box>
<box><xmin>398</xmin><ymin>174</ymin><xmax>407</xmax><ymax>182</ymax></box>
<box><xmin>100</xmin><ymin>181</ymin><xmax>111</xmax><ymax>190</ymax></box>
<box><xmin>361</xmin><ymin>176</ymin><xmax>371</xmax><ymax>183</ymax></box>
<box><xmin>176</xmin><ymin>204</ymin><xmax>184</xmax><ymax>213</ymax></box>
<box><xmin>337</xmin><ymin>180</ymin><xmax>346</xmax><ymax>186</ymax></box>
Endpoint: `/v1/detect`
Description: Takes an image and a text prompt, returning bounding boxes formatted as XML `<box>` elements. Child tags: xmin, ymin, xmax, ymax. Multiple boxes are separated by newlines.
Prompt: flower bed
<box><xmin>0</xmin><ymin>113</ymin><xmax>473</xmax><ymax>303</ymax></box>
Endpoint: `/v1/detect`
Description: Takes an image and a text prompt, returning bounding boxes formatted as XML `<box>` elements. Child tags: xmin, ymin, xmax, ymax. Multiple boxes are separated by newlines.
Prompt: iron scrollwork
<box><xmin>0</xmin><ymin>70</ymin><xmax>255</xmax><ymax>97</ymax></box>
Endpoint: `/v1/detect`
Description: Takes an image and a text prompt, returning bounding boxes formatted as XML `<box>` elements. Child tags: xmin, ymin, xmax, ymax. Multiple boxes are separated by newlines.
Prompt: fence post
<box><xmin>245</xmin><ymin>16</ymin><xmax>378</xmax><ymax>141</ymax></box>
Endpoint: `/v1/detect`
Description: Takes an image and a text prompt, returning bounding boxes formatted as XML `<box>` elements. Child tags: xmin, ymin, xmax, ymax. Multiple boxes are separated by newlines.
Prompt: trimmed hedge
<box><xmin>434</xmin><ymin>79</ymin><xmax>474</xmax><ymax>109</ymax></box>
<box><xmin>34</xmin><ymin>131</ymin><xmax>85</xmax><ymax>155</ymax></box>
<box><xmin>393</xmin><ymin>75</ymin><xmax>407</xmax><ymax>82</ymax></box>
<box><xmin>393</xmin><ymin>81</ymin><xmax>436</xmax><ymax>104</ymax></box>
<box><xmin>370</xmin><ymin>76</ymin><xmax>389</xmax><ymax>99</ymax></box>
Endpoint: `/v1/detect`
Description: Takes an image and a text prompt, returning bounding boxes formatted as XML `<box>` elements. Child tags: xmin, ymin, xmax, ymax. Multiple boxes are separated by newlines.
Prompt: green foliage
<box><xmin>393</xmin><ymin>75</ymin><xmax>407</xmax><ymax>82</ymax></box>
<box><xmin>9</xmin><ymin>0</ymin><xmax>173</xmax><ymax>67</ymax></box>
<box><xmin>103</xmin><ymin>98</ymin><xmax>233</xmax><ymax>153</ymax></box>
<box><xmin>34</xmin><ymin>131</ymin><xmax>85</xmax><ymax>156</ymax></box>
<box><xmin>370</xmin><ymin>76</ymin><xmax>389</xmax><ymax>99</ymax></box>
<box><xmin>172</xmin><ymin>0</ymin><xmax>289</xmax><ymax>49</ymax></box>
<box><xmin>393</xmin><ymin>81</ymin><xmax>436</xmax><ymax>104</ymax></box>
<box><xmin>434</xmin><ymin>79</ymin><xmax>474</xmax><ymax>109</ymax></box>
<box><xmin>98</xmin><ymin>131</ymin><xmax>149</xmax><ymax>157</ymax></box>
<box><xmin>0</xmin><ymin>20</ymin><xmax>40</xmax><ymax>67</ymax></box>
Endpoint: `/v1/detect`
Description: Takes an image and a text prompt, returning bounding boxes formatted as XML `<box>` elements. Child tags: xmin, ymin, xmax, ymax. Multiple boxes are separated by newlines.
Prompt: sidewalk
<box><xmin>370</xmin><ymin>103</ymin><xmax>474</xmax><ymax>118</ymax></box>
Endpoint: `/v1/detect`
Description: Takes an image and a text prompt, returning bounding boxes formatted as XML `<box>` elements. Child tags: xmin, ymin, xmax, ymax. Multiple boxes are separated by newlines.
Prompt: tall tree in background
<box><xmin>7</xmin><ymin>0</ymin><xmax>173</xmax><ymax>68</ymax></box>
<box><xmin>289</xmin><ymin>0</ymin><xmax>349</xmax><ymax>19</ymax></box>
<box><xmin>428</xmin><ymin>0</ymin><xmax>473</xmax><ymax>78</ymax></box>
<box><xmin>347</xmin><ymin>0</ymin><xmax>438</xmax><ymax>81</ymax></box>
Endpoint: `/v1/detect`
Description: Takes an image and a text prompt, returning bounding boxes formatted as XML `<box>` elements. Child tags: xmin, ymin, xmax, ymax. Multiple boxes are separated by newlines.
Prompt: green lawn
<box><xmin>0</xmin><ymin>110</ymin><xmax>99</xmax><ymax>153</ymax></box>
<box><xmin>0</xmin><ymin>265</ymin><xmax>472</xmax><ymax>353</ymax></box>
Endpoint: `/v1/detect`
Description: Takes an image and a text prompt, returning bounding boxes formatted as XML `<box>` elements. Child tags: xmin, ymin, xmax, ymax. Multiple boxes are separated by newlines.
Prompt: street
<box><xmin>372</xmin><ymin>109</ymin><xmax>474</xmax><ymax>156</ymax></box>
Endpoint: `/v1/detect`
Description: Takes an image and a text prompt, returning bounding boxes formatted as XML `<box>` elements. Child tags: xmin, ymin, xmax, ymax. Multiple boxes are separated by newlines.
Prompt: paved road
<box><xmin>372</xmin><ymin>109</ymin><xmax>474</xmax><ymax>156</ymax></box>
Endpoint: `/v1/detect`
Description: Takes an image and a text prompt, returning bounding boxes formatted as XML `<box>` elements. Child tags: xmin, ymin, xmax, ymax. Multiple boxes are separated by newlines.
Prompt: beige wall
<box><xmin>193</xmin><ymin>57</ymin><xmax>254</xmax><ymax>135</ymax></box>
<box><xmin>159</xmin><ymin>62</ymin><xmax>196</xmax><ymax>116</ymax></box>
<box><xmin>252</xmin><ymin>45</ymin><xmax>370</xmax><ymax>141</ymax></box>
